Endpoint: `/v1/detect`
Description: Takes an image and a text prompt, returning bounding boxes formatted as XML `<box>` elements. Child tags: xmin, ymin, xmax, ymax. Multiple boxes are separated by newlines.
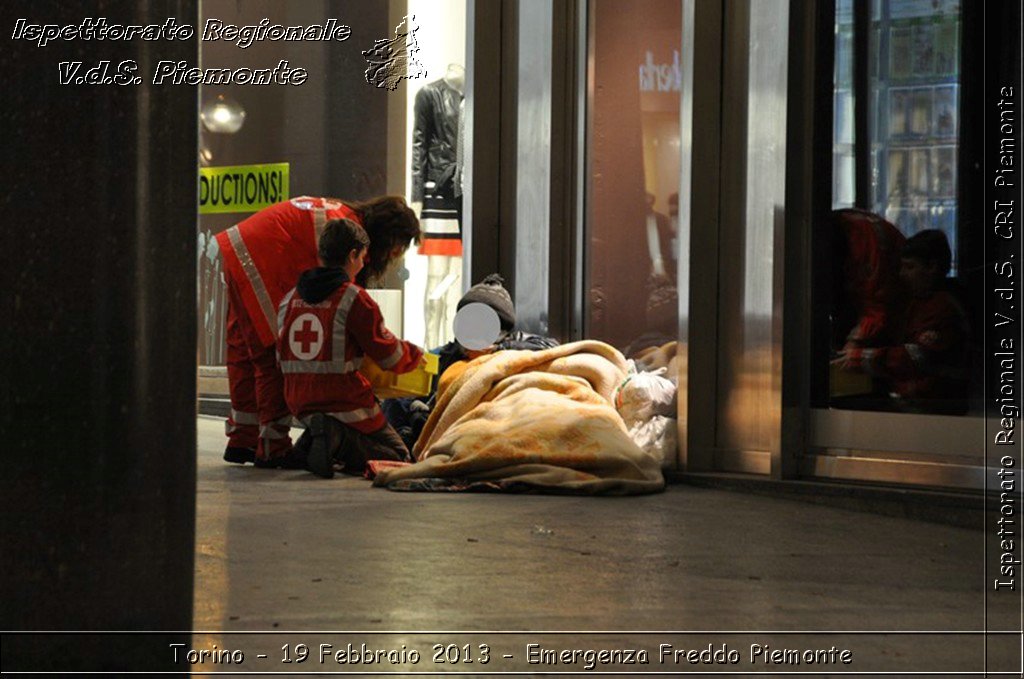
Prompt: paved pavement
<box><xmin>192</xmin><ymin>416</ymin><xmax>1018</xmax><ymax>675</ymax></box>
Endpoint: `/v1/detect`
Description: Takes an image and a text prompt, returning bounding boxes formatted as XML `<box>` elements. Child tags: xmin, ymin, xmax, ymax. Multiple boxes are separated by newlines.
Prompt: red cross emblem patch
<box><xmin>289</xmin><ymin>313</ymin><xmax>325</xmax><ymax>360</ymax></box>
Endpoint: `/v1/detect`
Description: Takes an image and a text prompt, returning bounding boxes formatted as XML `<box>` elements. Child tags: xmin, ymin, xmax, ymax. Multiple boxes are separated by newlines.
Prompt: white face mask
<box><xmin>453</xmin><ymin>303</ymin><xmax>502</xmax><ymax>351</ymax></box>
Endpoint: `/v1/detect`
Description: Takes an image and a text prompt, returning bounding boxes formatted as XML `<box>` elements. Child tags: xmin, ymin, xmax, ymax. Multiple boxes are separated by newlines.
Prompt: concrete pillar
<box><xmin>1</xmin><ymin>1</ymin><xmax>198</xmax><ymax>671</ymax></box>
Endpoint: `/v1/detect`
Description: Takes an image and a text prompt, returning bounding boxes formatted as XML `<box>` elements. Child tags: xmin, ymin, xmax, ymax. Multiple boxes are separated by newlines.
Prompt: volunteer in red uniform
<box><xmin>834</xmin><ymin>230</ymin><xmax>969</xmax><ymax>414</ymax></box>
<box><xmin>277</xmin><ymin>219</ymin><xmax>424</xmax><ymax>478</ymax></box>
<box><xmin>832</xmin><ymin>208</ymin><xmax>907</xmax><ymax>349</ymax></box>
<box><xmin>216</xmin><ymin>195</ymin><xmax>419</xmax><ymax>466</ymax></box>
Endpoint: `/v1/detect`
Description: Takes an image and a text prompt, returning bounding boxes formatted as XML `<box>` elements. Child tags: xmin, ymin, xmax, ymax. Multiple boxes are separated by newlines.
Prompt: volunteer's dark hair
<box><xmin>902</xmin><ymin>229</ymin><xmax>952</xmax><ymax>277</ymax></box>
<box><xmin>318</xmin><ymin>218</ymin><xmax>370</xmax><ymax>268</ymax></box>
<box><xmin>342</xmin><ymin>195</ymin><xmax>422</xmax><ymax>286</ymax></box>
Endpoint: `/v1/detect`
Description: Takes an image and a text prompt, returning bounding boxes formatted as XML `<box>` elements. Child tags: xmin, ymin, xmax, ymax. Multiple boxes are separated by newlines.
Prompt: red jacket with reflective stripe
<box><xmin>837</xmin><ymin>208</ymin><xmax>907</xmax><ymax>346</ymax></box>
<box><xmin>848</xmin><ymin>290</ymin><xmax>969</xmax><ymax>405</ymax></box>
<box><xmin>215</xmin><ymin>197</ymin><xmax>359</xmax><ymax>348</ymax></box>
<box><xmin>277</xmin><ymin>280</ymin><xmax>423</xmax><ymax>433</ymax></box>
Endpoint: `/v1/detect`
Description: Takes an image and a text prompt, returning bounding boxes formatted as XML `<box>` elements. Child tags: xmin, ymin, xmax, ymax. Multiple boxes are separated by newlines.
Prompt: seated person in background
<box><xmin>277</xmin><ymin>219</ymin><xmax>425</xmax><ymax>478</ymax></box>
<box><xmin>832</xmin><ymin>208</ymin><xmax>907</xmax><ymax>351</ymax></box>
<box><xmin>383</xmin><ymin>273</ymin><xmax>560</xmax><ymax>450</ymax></box>
<box><xmin>437</xmin><ymin>273</ymin><xmax>560</xmax><ymax>376</ymax></box>
<box><xmin>833</xmin><ymin>229</ymin><xmax>970</xmax><ymax>415</ymax></box>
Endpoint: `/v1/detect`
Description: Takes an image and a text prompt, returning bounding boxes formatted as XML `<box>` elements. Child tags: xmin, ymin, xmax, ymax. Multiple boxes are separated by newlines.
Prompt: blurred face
<box><xmin>900</xmin><ymin>256</ymin><xmax>938</xmax><ymax>297</ymax></box>
<box><xmin>454</xmin><ymin>303</ymin><xmax>502</xmax><ymax>353</ymax></box>
<box><xmin>345</xmin><ymin>246</ymin><xmax>367</xmax><ymax>280</ymax></box>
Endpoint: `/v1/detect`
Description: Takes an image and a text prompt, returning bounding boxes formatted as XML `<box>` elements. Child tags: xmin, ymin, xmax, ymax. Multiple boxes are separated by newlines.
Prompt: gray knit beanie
<box><xmin>457</xmin><ymin>273</ymin><xmax>515</xmax><ymax>331</ymax></box>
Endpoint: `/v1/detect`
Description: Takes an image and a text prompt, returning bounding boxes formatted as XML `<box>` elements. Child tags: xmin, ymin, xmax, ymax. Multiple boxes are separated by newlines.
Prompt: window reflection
<box><xmin>827</xmin><ymin>0</ymin><xmax>974</xmax><ymax>415</ymax></box>
<box><xmin>833</xmin><ymin>0</ymin><xmax>961</xmax><ymax>252</ymax></box>
<box><xmin>587</xmin><ymin>0</ymin><xmax>681</xmax><ymax>368</ymax></box>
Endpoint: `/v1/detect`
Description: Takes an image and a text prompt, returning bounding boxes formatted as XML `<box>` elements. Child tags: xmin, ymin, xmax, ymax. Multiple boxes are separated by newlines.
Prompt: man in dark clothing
<box><xmin>383</xmin><ymin>274</ymin><xmax>560</xmax><ymax>450</ymax></box>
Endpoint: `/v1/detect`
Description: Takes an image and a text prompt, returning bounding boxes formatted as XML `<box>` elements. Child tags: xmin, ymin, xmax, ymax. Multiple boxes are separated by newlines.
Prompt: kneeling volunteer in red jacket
<box><xmin>216</xmin><ymin>195</ymin><xmax>419</xmax><ymax>467</ymax></box>
<box><xmin>277</xmin><ymin>218</ymin><xmax>425</xmax><ymax>478</ymax></box>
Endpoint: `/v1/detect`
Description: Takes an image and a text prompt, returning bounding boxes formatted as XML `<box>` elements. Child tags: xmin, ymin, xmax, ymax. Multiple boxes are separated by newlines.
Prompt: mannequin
<box><xmin>411</xmin><ymin>63</ymin><xmax>465</xmax><ymax>348</ymax></box>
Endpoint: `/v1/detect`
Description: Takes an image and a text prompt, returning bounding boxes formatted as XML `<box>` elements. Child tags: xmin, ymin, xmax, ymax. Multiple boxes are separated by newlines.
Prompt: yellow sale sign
<box><xmin>199</xmin><ymin>163</ymin><xmax>288</xmax><ymax>214</ymax></box>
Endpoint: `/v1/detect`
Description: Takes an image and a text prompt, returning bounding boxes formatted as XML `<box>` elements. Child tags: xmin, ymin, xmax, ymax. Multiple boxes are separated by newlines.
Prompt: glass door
<box><xmin>580</xmin><ymin>0</ymin><xmax>686</xmax><ymax>469</ymax></box>
<box><xmin>809</xmin><ymin>0</ymin><xmax>984</xmax><ymax>489</ymax></box>
<box><xmin>583</xmin><ymin>0</ymin><xmax>683</xmax><ymax>358</ymax></box>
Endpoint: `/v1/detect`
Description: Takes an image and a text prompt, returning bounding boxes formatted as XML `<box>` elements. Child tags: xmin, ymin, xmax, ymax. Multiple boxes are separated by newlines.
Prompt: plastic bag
<box><xmin>613</xmin><ymin>368</ymin><xmax>677</xmax><ymax>427</ymax></box>
<box><xmin>629</xmin><ymin>416</ymin><xmax>677</xmax><ymax>469</ymax></box>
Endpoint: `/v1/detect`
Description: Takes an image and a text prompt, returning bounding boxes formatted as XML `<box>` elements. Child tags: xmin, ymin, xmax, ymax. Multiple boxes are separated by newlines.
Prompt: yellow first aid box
<box><xmin>360</xmin><ymin>352</ymin><xmax>440</xmax><ymax>399</ymax></box>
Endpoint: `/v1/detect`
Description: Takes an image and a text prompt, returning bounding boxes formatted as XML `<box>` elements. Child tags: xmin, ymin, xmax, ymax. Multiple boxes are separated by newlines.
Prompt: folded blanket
<box><xmin>372</xmin><ymin>340</ymin><xmax>665</xmax><ymax>494</ymax></box>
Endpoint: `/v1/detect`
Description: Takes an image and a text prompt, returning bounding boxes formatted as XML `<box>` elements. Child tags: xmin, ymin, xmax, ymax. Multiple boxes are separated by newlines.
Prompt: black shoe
<box><xmin>253</xmin><ymin>455</ymin><xmax>280</xmax><ymax>469</ymax></box>
<box><xmin>252</xmin><ymin>448</ymin><xmax>304</xmax><ymax>469</ymax></box>
<box><xmin>224</xmin><ymin>447</ymin><xmax>256</xmax><ymax>464</ymax></box>
<box><xmin>306</xmin><ymin>413</ymin><xmax>334</xmax><ymax>479</ymax></box>
<box><xmin>277</xmin><ymin>447</ymin><xmax>308</xmax><ymax>469</ymax></box>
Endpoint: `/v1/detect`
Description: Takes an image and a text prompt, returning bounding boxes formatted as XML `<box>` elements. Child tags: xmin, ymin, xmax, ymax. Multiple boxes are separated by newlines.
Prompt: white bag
<box><xmin>613</xmin><ymin>368</ymin><xmax>677</xmax><ymax>427</ymax></box>
<box><xmin>629</xmin><ymin>416</ymin><xmax>677</xmax><ymax>469</ymax></box>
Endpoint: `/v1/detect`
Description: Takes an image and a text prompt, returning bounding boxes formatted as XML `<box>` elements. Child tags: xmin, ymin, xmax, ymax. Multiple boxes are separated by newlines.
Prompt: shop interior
<box><xmin>196</xmin><ymin>0</ymin><xmax>989</xmax><ymax>492</ymax></box>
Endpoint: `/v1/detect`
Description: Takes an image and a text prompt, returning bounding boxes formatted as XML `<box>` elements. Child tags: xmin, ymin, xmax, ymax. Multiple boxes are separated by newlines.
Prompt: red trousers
<box><xmin>224</xmin><ymin>274</ymin><xmax>292</xmax><ymax>461</ymax></box>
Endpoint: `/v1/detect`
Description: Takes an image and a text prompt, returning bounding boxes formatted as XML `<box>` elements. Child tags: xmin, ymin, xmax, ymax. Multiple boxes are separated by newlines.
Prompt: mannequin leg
<box><xmin>440</xmin><ymin>256</ymin><xmax>462</xmax><ymax>344</ymax></box>
<box><xmin>423</xmin><ymin>254</ymin><xmax>461</xmax><ymax>349</ymax></box>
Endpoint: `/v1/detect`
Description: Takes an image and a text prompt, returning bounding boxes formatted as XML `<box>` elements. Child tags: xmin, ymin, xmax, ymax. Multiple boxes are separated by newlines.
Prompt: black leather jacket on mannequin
<box><xmin>411</xmin><ymin>78</ymin><xmax>463</xmax><ymax>203</ymax></box>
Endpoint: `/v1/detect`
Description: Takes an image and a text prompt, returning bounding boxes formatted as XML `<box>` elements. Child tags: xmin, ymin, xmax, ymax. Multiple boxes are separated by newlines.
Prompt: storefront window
<box><xmin>585</xmin><ymin>0</ymin><xmax>682</xmax><ymax>364</ymax></box>
<box><xmin>833</xmin><ymin>0</ymin><xmax>960</xmax><ymax>252</ymax></box>
<box><xmin>824</xmin><ymin>0</ymin><xmax>975</xmax><ymax>417</ymax></box>
<box><xmin>196</xmin><ymin>1</ymin><xmax>467</xmax><ymax>384</ymax></box>
<box><xmin>401</xmin><ymin>2</ymin><xmax>466</xmax><ymax>350</ymax></box>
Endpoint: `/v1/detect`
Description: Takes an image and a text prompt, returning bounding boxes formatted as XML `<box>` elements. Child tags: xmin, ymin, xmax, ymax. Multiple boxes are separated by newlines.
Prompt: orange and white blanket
<box><xmin>372</xmin><ymin>340</ymin><xmax>665</xmax><ymax>494</ymax></box>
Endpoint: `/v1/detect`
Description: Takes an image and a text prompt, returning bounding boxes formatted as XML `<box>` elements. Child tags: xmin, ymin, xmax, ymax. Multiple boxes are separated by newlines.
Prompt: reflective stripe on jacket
<box><xmin>277</xmin><ymin>280</ymin><xmax>423</xmax><ymax>433</ymax></box>
<box><xmin>215</xmin><ymin>197</ymin><xmax>359</xmax><ymax>348</ymax></box>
